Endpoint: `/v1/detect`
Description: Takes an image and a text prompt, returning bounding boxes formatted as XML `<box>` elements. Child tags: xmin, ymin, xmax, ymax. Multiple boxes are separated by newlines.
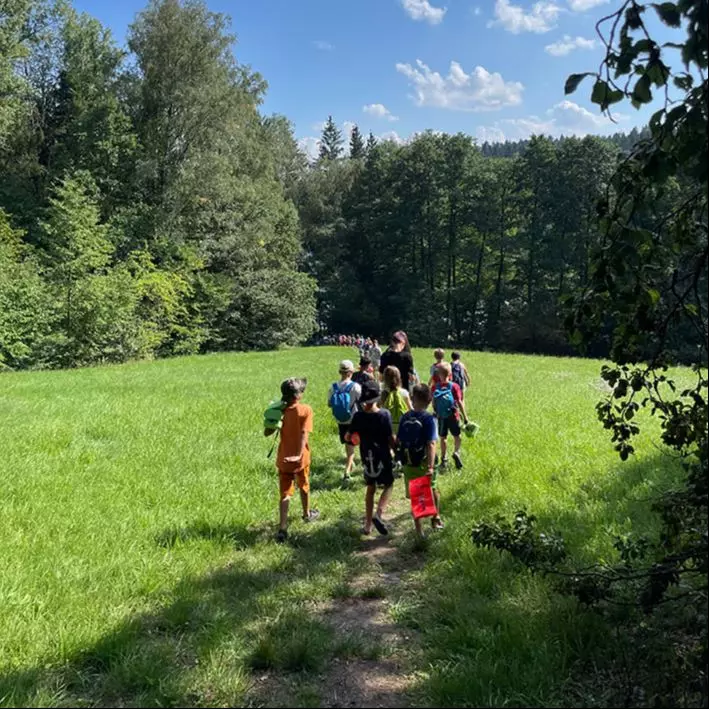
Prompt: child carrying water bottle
<box><xmin>431</xmin><ymin>362</ymin><xmax>469</xmax><ymax>470</ymax></box>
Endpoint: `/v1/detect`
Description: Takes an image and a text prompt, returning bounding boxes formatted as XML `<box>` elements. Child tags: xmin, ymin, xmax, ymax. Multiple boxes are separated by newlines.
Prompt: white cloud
<box><xmin>567</xmin><ymin>0</ymin><xmax>608</xmax><ymax>10</ymax></box>
<box><xmin>401</xmin><ymin>0</ymin><xmax>447</xmax><ymax>24</ymax></box>
<box><xmin>363</xmin><ymin>103</ymin><xmax>399</xmax><ymax>121</ymax></box>
<box><xmin>489</xmin><ymin>0</ymin><xmax>561</xmax><ymax>34</ymax></box>
<box><xmin>298</xmin><ymin>136</ymin><xmax>320</xmax><ymax>161</ymax></box>
<box><xmin>473</xmin><ymin>7</ymin><xmax>482</xmax><ymax>16</ymax></box>
<box><xmin>475</xmin><ymin>100</ymin><xmax>628</xmax><ymax>142</ymax></box>
<box><xmin>313</xmin><ymin>40</ymin><xmax>334</xmax><ymax>51</ymax></box>
<box><xmin>545</xmin><ymin>34</ymin><xmax>595</xmax><ymax>55</ymax></box>
<box><xmin>379</xmin><ymin>131</ymin><xmax>405</xmax><ymax>144</ymax></box>
<box><xmin>396</xmin><ymin>59</ymin><xmax>523</xmax><ymax>111</ymax></box>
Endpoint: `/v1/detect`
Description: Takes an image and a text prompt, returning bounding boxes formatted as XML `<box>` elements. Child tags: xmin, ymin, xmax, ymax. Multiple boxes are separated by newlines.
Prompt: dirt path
<box><xmin>318</xmin><ymin>502</ymin><xmax>424</xmax><ymax>708</ymax></box>
<box><xmin>248</xmin><ymin>500</ymin><xmax>426</xmax><ymax>708</ymax></box>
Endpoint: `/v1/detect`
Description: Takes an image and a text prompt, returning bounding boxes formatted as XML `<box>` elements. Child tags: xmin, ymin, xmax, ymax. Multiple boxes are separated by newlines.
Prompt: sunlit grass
<box><xmin>0</xmin><ymin>347</ymin><xmax>688</xmax><ymax>706</ymax></box>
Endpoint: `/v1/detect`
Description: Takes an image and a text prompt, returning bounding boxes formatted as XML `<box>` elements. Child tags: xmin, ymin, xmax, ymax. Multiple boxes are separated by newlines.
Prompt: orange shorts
<box><xmin>279</xmin><ymin>467</ymin><xmax>310</xmax><ymax>500</ymax></box>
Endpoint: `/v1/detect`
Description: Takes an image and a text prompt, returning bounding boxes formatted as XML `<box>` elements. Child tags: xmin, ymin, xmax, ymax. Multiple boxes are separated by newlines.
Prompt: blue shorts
<box><xmin>437</xmin><ymin>416</ymin><xmax>461</xmax><ymax>438</ymax></box>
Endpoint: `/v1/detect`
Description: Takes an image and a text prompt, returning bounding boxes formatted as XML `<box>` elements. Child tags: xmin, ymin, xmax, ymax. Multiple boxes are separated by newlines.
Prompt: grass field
<box><xmin>0</xmin><ymin>347</ymin><xmax>689</xmax><ymax>707</ymax></box>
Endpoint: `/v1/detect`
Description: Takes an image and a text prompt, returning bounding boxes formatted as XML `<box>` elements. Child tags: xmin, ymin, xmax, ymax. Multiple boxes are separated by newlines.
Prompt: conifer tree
<box><xmin>318</xmin><ymin>115</ymin><xmax>343</xmax><ymax>161</ymax></box>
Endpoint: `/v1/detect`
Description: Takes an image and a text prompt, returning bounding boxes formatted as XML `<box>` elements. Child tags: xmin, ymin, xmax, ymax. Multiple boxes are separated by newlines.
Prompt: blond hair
<box><xmin>437</xmin><ymin>362</ymin><xmax>452</xmax><ymax>378</ymax></box>
<box><xmin>434</xmin><ymin>348</ymin><xmax>445</xmax><ymax>361</ymax></box>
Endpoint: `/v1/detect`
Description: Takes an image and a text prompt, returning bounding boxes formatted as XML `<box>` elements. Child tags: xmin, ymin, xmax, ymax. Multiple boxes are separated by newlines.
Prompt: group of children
<box><xmin>264</xmin><ymin>347</ymin><xmax>475</xmax><ymax>543</ymax></box>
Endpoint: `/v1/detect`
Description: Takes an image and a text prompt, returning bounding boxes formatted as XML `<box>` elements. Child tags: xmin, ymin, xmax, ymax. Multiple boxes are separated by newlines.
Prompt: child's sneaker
<box><xmin>439</xmin><ymin>456</ymin><xmax>448</xmax><ymax>469</ymax></box>
<box><xmin>372</xmin><ymin>516</ymin><xmax>389</xmax><ymax>536</ymax></box>
<box><xmin>431</xmin><ymin>516</ymin><xmax>445</xmax><ymax>530</ymax></box>
<box><xmin>452</xmin><ymin>452</ymin><xmax>463</xmax><ymax>470</ymax></box>
<box><xmin>303</xmin><ymin>509</ymin><xmax>320</xmax><ymax>523</ymax></box>
<box><xmin>276</xmin><ymin>529</ymin><xmax>288</xmax><ymax>543</ymax></box>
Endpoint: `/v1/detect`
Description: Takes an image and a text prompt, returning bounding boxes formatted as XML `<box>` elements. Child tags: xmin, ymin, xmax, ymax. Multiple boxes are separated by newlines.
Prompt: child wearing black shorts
<box><xmin>347</xmin><ymin>379</ymin><xmax>396</xmax><ymax>536</ymax></box>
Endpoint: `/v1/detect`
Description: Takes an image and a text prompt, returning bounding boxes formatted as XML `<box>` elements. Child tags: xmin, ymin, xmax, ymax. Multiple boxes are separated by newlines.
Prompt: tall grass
<box><xmin>0</xmin><ymin>348</ymin><xmax>687</xmax><ymax>707</ymax></box>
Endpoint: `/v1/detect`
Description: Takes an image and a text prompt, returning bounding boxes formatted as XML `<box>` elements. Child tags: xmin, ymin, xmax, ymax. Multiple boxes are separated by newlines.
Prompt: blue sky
<box><xmin>74</xmin><ymin>0</ymin><xmax>669</xmax><ymax>155</ymax></box>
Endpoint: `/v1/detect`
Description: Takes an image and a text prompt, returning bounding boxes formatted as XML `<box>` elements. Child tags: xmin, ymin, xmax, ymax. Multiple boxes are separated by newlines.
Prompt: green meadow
<box><xmin>0</xmin><ymin>347</ymin><xmax>688</xmax><ymax>707</ymax></box>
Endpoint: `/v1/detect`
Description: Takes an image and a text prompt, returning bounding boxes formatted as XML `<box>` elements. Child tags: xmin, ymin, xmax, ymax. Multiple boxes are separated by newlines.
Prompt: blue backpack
<box><xmin>433</xmin><ymin>384</ymin><xmax>456</xmax><ymax>420</ymax></box>
<box><xmin>330</xmin><ymin>381</ymin><xmax>354</xmax><ymax>423</ymax></box>
<box><xmin>397</xmin><ymin>413</ymin><xmax>428</xmax><ymax>467</ymax></box>
<box><xmin>451</xmin><ymin>362</ymin><xmax>465</xmax><ymax>389</ymax></box>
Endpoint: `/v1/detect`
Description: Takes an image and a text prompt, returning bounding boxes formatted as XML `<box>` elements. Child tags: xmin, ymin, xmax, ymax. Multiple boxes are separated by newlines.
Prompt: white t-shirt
<box><xmin>328</xmin><ymin>379</ymin><xmax>362</xmax><ymax>424</ymax></box>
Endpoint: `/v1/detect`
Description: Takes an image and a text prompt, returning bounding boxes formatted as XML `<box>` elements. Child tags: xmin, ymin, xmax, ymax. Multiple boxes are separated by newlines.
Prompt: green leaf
<box><xmin>647</xmin><ymin>288</ymin><xmax>661</xmax><ymax>306</ymax></box>
<box><xmin>634</xmin><ymin>39</ymin><xmax>655</xmax><ymax>53</ymax></box>
<box><xmin>632</xmin><ymin>74</ymin><xmax>653</xmax><ymax>105</ymax></box>
<box><xmin>673</xmin><ymin>74</ymin><xmax>693</xmax><ymax>90</ymax></box>
<box><xmin>565</xmin><ymin>72</ymin><xmax>593</xmax><ymax>95</ymax></box>
<box><xmin>646</xmin><ymin>60</ymin><xmax>670</xmax><ymax>87</ymax></box>
<box><xmin>652</xmin><ymin>2</ymin><xmax>681</xmax><ymax>26</ymax></box>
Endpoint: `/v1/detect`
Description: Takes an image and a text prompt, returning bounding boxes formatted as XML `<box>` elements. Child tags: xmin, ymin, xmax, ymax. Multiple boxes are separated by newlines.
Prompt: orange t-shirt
<box><xmin>277</xmin><ymin>403</ymin><xmax>313</xmax><ymax>473</ymax></box>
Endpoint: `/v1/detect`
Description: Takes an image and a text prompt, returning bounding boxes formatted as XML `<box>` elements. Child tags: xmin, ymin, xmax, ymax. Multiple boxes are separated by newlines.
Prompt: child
<box><xmin>431</xmin><ymin>362</ymin><xmax>469</xmax><ymax>470</ymax></box>
<box><xmin>265</xmin><ymin>378</ymin><xmax>319</xmax><ymax>543</ymax></box>
<box><xmin>380</xmin><ymin>365</ymin><xmax>412</xmax><ymax>434</ymax></box>
<box><xmin>428</xmin><ymin>348</ymin><xmax>447</xmax><ymax>387</ymax></box>
<box><xmin>328</xmin><ymin>360</ymin><xmax>362</xmax><ymax>480</ymax></box>
<box><xmin>398</xmin><ymin>384</ymin><xmax>442</xmax><ymax>535</ymax></box>
<box><xmin>352</xmin><ymin>356</ymin><xmax>374</xmax><ymax>386</ymax></box>
<box><xmin>347</xmin><ymin>380</ymin><xmax>396</xmax><ymax>536</ymax></box>
<box><xmin>369</xmin><ymin>339</ymin><xmax>382</xmax><ymax>377</ymax></box>
<box><xmin>450</xmin><ymin>351</ymin><xmax>471</xmax><ymax>402</ymax></box>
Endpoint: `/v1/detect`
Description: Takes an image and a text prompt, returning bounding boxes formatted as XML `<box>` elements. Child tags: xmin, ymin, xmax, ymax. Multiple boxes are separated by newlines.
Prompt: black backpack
<box><xmin>397</xmin><ymin>413</ymin><xmax>428</xmax><ymax>467</ymax></box>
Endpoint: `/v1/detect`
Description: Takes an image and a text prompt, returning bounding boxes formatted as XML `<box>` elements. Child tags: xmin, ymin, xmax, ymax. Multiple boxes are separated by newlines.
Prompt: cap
<box><xmin>339</xmin><ymin>359</ymin><xmax>354</xmax><ymax>373</ymax></box>
<box><xmin>359</xmin><ymin>379</ymin><xmax>381</xmax><ymax>405</ymax></box>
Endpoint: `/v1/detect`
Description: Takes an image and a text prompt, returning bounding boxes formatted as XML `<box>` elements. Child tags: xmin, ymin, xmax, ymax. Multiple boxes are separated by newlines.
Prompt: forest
<box><xmin>0</xmin><ymin>0</ymin><xmax>704</xmax><ymax>371</ymax></box>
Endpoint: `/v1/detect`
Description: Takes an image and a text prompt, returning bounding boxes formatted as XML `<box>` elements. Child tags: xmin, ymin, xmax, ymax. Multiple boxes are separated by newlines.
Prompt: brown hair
<box><xmin>382</xmin><ymin>365</ymin><xmax>402</xmax><ymax>392</ymax></box>
<box><xmin>412</xmin><ymin>384</ymin><xmax>432</xmax><ymax>406</ymax></box>
<box><xmin>392</xmin><ymin>330</ymin><xmax>411</xmax><ymax>352</ymax></box>
<box><xmin>434</xmin><ymin>348</ymin><xmax>445</xmax><ymax>361</ymax></box>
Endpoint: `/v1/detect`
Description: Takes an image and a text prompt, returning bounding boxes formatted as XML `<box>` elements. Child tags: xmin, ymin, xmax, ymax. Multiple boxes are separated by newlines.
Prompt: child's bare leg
<box><xmin>279</xmin><ymin>497</ymin><xmax>291</xmax><ymax>531</ymax></box>
<box><xmin>345</xmin><ymin>444</ymin><xmax>356</xmax><ymax>476</ymax></box>
<box><xmin>364</xmin><ymin>485</ymin><xmax>376</xmax><ymax>532</ymax></box>
<box><xmin>414</xmin><ymin>515</ymin><xmax>424</xmax><ymax>537</ymax></box>
<box><xmin>440</xmin><ymin>436</ymin><xmax>448</xmax><ymax>460</ymax></box>
<box><xmin>454</xmin><ymin>435</ymin><xmax>462</xmax><ymax>455</ymax></box>
<box><xmin>376</xmin><ymin>484</ymin><xmax>393</xmax><ymax>520</ymax></box>
<box><xmin>299</xmin><ymin>488</ymin><xmax>310</xmax><ymax>518</ymax></box>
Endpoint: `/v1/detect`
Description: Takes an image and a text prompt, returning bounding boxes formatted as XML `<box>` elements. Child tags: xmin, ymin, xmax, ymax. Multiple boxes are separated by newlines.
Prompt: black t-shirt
<box><xmin>379</xmin><ymin>349</ymin><xmax>414</xmax><ymax>390</ymax></box>
<box><xmin>352</xmin><ymin>371</ymin><xmax>374</xmax><ymax>386</ymax></box>
<box><xmin>350</xmin><ymin>409</ymin><xmax>393</xmax><ymax>478</ymax></box>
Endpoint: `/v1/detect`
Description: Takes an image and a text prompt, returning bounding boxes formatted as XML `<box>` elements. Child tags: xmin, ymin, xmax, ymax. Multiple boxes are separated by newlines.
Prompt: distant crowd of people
<box><xmin>264</xmin><ymin>330</ymin><xmax>477</xmax><ymax>543</ymax></box>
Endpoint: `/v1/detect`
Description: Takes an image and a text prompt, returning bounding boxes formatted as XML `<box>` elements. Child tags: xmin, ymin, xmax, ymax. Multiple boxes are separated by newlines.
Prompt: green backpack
<box><xmin>264</xmin><ymin>399</ymin><xmax>286</xmax><ymax>431</ymax></box>
<box><xmin>383</xmin><ymin>389</ymin><xmax>407</xmax><ymax>427</ymax></box>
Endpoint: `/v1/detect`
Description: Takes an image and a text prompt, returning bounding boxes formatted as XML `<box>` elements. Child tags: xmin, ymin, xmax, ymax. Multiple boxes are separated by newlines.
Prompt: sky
<box><xmin>73</xmin><ymin>0</ymin><xmax>673</xmax><ymax>157</ymax></box>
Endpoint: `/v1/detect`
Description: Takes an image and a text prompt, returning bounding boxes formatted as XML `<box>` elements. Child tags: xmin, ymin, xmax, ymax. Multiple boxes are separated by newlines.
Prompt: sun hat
<box><xmin>339</xmin><ymin>359</ymin><xmax>355</xmax><ymax>373</ymax></box>
<box><xmin>359</xmin><ymin>379</ymin><xmax>381</xmax><ymax>405</ymax></box>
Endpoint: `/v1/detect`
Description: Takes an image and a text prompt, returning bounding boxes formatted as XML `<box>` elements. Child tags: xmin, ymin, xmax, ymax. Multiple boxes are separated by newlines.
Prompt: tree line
<box><xmin>297</xmin><ymin>119</ymin><xmax>693</xmax><ymax>357</ymax></box>
<box><xmin>1</xmin><ymin>0</ymin><xmax>702</xmax><ymax>372</ymax></box>
<box><xmin>1</xmin><ymin>0</ymin><xmax>316</xmax><ymax>370</ymax></box>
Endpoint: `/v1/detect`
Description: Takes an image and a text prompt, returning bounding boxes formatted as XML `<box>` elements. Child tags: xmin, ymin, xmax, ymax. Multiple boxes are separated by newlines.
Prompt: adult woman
<box><xmin>378</xmin><ymin>331</ymin><xmax>415</xmax><ymax>392</ymax></box>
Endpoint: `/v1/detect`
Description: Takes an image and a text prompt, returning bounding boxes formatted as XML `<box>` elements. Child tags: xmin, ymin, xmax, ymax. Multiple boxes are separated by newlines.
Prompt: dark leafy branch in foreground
<box><xmin>474</xmin><ymin>1</ymin><xmax>707</xmax><ymax>705</ymax></box>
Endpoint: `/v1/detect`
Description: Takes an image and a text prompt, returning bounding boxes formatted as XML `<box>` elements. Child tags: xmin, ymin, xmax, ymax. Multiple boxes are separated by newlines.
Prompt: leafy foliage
<box><xmin>0</xmin><ymin>0</ymin><xmax>316</xmax><ymax>369</ymax></box>
<box><xmin>473</xmin><ymin>1</ymin><xmax>707</xmax><ymax>705</ymax></box>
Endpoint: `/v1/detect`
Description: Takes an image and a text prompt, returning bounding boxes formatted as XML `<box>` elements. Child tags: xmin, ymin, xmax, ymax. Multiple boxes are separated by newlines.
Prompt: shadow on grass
<box><xmin>0</xmin><ymin>512</ymin><xmax>369</xmax><ymax>707</ymax></box>
<box><xmin>401</xmin><ymin>453</ymin><xmax>687</xmax><ymax>707</ymax></box>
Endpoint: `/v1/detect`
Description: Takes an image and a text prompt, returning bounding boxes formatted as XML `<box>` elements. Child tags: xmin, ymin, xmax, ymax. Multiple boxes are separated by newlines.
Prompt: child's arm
<box><xmin>458</xmin><ymin>399</ymin><xmax>469</xmax><ymax>424</ymax></box>
<box><xmin>463</xmin><ymin>364</ymin><xmax>471</xmax><ymax>387</ymax></box>
<box><xmin>284</xmin><ymin>430</ymin><xmax>308</xmax><ymax>463</ymax></box>
<box><xmin>426</xmin><ymin>441</ymin><xmax>436</xmax><ymax>475</ymax></box>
